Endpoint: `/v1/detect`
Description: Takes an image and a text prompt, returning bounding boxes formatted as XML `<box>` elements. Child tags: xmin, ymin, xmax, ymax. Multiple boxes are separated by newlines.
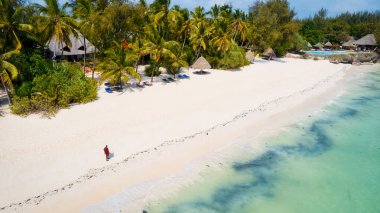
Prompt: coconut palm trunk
<box><xmin>195</xmin><ymin>45</ymin><xmax>202</xmax><ymax>59</ymax></box>
<box><xmin>181</xmin><ymin>34</ymin><xmax>187</xmax><ymax>54</ymax></box>
<box><xmin>233</xmin><ymin>26</ymin><xmax>238</xmax><ymax>41</ymax></box>
<box><xmin>83</xmin><ymin>37</ymin><xmax>86</xmax><ymax>73</ymax></box>
<box><xmin>60</xmin><ymin>40</ymin><xmax>64</xmax><ymax>61</ymax></box>
<box><xmin>151</xmin><ymin>66</ymin><xmax>156</xmax><ymax>83</ymax></box>
<box><xmin>92</xmin><ymin>48</ymin><xmax>96</xmax><ymax>79</ymax></box>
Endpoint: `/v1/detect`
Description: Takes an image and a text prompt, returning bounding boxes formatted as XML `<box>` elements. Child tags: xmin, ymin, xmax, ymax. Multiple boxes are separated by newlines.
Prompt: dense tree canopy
<box><xmin>249</xmin><ymin>0</ymin><xmax>298</xmax><ymax>56</ymax></box>
<box><xmin>299</xmin><ymin>9</ymin><xmax>380</xmax><ymax>45</ymax></box>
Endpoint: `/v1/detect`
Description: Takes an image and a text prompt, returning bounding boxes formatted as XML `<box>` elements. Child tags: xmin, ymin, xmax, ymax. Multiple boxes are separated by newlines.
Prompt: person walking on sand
<box><xmin>104</xmin><ymin>145</ymin><xmax>110</xmax><ymax>161</ymax></box>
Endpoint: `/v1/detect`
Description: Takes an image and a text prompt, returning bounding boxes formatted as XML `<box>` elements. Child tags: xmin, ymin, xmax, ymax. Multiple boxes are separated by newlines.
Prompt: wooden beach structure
<box><xmin>245</xmin><ymin>50</ymin><xmax>255</xmax><ymax>63</ymax></box>
<box><xmin>262</xmin><ymin>47</ymin><xmax>276</xmax><ymax>60</ymax></box>
<box><xmin>324</xmin><ymin>41</ymin><xmax>332</xmax><ymax>49</ymax></box>
<box><xmin>47</xmin><ymin>32</ymin><xmax>96</xmax><ymax>61</ymax></box>
<box><xmin>313</xmin><ymin>42</ymin><xmax>324</xmax><ymax>50</ymax></box>
<box><xmin>191</xmin><ymin>56</ymin><xmax>211</xmax><ymax>75</ymax></box>
<box><xmin>307</xmin><ymin>42</ymin><xmax>313</xmax><ymax>49</ymax></box>
<box><xmin>353</xmin><ymin>34</ymin><xmax>378</xmax><ymax>50</ymax></box>
<box><xmin>342</xmin><ymin>37</ymin><xmax>356</xmax><ymax>49</ymax></box>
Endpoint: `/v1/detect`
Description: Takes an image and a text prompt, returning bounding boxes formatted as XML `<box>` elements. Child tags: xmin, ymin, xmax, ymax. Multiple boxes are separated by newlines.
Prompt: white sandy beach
<box><xmin>0</xmin><ymin>58</ymin><xmax>362</xmax><ymax>212</ymax></box>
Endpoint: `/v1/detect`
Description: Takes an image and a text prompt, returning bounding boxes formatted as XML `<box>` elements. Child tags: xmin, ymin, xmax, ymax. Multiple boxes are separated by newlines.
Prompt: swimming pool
<box><xmin>304</xmin><ymin>51</ymin><xmax>350</xmax><ymax>56</ymax></box>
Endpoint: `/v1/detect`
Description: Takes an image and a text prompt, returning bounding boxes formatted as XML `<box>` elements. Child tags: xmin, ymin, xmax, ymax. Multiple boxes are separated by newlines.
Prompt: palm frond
<box><xmin>17</xmin><ymin>23</ymin><xmax>33</xmax><ymax>32</ymax></box>
<box><xmin>2</xmin><ymin>61</ymin><xmax>19</xmax><ymax>79</ymax></box>
<box><xmin>1</xmin><ymin>50</ymin><xmax>20</xmax><ymax>59</ymax></box>
<box><xmin>0</xmin><ymin>71</ymin><xmax>13</xmax><ymax>90</ymax></box>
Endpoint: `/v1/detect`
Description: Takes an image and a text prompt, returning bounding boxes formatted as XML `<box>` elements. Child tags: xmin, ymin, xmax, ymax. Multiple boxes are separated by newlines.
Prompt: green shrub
<box><xmin>16</xmin><ymin>82</ymin><xmax>33</xmax><ymax>97</ymax></box>
<box><xmin>210</xmin><ymin>44</ymin><xmax>249</xmax><ymax>69</ymax></box>
<box><xmin>144</xmin><ymin>64</ymin><xmax>161</xmax><ymax>77</ymax></box>
<box><xmin>11</xmin><ymin>62</ymin><xmax>97</xmax><ymax>116</ymax></box>
<box><xmin>11</xmin><ymin>95</ymin><xmax>58</xmax><ymax>116</ymax></box>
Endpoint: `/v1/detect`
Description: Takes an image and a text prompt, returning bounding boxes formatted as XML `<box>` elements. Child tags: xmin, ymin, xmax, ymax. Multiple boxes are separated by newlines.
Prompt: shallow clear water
<box><xmin>305</xmin><ymin>51</ymin><xmax>350</xmax><ymax>56</ymax></box>
<box><xmin>146</xmin><ymin>67</ymin><xmax>380</xmax><ymax>213</ymax></box>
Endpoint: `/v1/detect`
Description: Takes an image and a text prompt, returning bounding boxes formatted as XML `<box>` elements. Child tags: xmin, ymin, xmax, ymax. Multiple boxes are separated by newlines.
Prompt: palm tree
<box><xmin>189</xmin><ymin>21</ymin><xmax>213</xmax><ymax>59</ymax></box>
<box><xmin>212</xmin><ymin>19</ymin><xmax>233</xmax><ymax>52</ymax></box>
<box><xmin>0</xmin><ymin>0</ymin><xmax>33</xmax><ymax>51</ymax></box>
<box><xmin>166</xmin><ymin>54</ymin><xmax>188</xmax><ymax>79</ymax></box>
<box><xmin>0</xmin><ymin>50</ymin><xmax>19</xmax><ymax>104</ymax></box>
<box><xmin>36</xmin><ymin>0</ymin><xmax>78</xmax><ymax>60</ymax></box>
<box><xmin>70</xmin><ymin>0</ymin><xmax>98</xmax><ymax>73</ymax></box>
<box><xmin>232</xmin><ymin>9</ymin><xmax>245</xmax><ymax>42</ymax></box>
<box><xmin>190</xmin><ymin>6</ymin><xmax>208</xmax><ymax>21</ymax></box>
<box><xmin>210</xmin><ymin>4</ymin><xmax>220</xmax><ymax>22</ymax></box>
<box><xmin>189</xmin><ymin>6</ymin><xmax>213</xmax><ymax>59</ymax></box>
<box><xmin>167</xmin><ymin>9</ymin><xmax>183</xmax><ymax>41</ymax></box>
<box><xmin>98</xmin><ymin>41</ymin><xmax>141</xmax><ymax>88</ymax></box>
<box><xmin>142</xmin><ymin>27</ymin><xmax>179</xmax><ymax>82</ymax></box>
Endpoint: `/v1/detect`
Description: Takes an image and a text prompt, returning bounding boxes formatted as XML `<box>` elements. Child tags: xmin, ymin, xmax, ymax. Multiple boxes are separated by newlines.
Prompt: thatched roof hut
<box><xmin>314</xmin><ymin>42</ymin><xmax>324</xmax><ymax>49</ymax></box>
<box><xmin>263</xmin><ymin>47</ymin><xmax>276</xmax><ymax>56</ymax></box>
<box><xmin>353</xmin><ymin>34</ymin><xmax>377</xmax><ymax>46</ymax></box>
<box><xmin>191</xmin><ymin>56</ymin><xmax>211</xmax><ymax>70</ymax></box>
<box><xmin>47</xmin><ymin>31</ymin><xmax>96</xmax><ymax>58</ymax></box>
<box><xmin>342</xmin><ymin>37</ymin><xmax>356</xmax><ymax>48</ymax></box>
<box><xmin>245</xmin><ymin>50</ymin><xmax>254</xmax><ymax>63</ymax></box>
<box><xmin>262</xmin><ymin>48</ymin><xmax>276</xmax><ymax>60</ymax></box>
<box><xmin>325</xmin><ymin>41</ymin><xmax>332</xmax><ymax>47</ymax></box>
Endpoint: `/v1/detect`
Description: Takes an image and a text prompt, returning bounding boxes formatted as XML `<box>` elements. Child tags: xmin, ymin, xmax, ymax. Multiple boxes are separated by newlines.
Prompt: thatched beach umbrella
<box><xmin>324</xmin><ymin>41</ymin><xmax>332</xmax><ymax>47</ymax></box>
<box><xmin>262</xmin><ymin>47</ymin><xmax>276</xmax><ymax>60</ymax></box>
<box><xmin>314</xmin><ymin>42</ymin><xmax>324</xmax><ymax>49</ymax></box>
<box><xmin>245</xmin><ymin>50</ymin><xmax>254</xmax><ymax>63</ymax></box>
<box><xmin>342</xmin><ymin>37</ymin><xmax>356</xmax><ymax>48</ymax></box>
<box><xmin>353</xmin><ymin>34</ymin><xmax>377</xmax><ymax>47</ymax></box>
<box><xmin>191</xmin><ymin>56</ymin><xmax>211</xmax><ymax>75</ymax></box>
<box><xmin>307</xmin><ymin>42</ymin><xmax>312</xmax><ymax>48</ymax></box>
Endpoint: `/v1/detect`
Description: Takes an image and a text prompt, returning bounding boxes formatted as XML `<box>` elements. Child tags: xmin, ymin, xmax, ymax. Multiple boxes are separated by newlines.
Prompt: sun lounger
<box><xmin>113</xmin><ymin>86</ymin><xmax>123</xmax><ymax>92</ymax></box>
<box><xmin>143</xmin><ymin>81</ymin><xmax>152</xmax><ymax>86</ymax></box>
<box><xmin>167</xmin><ymin>77</ymin><xmax>175</xmax><ymax>82</ymax></box>
<box><xmin>178</xmin><ymin>74</ymin><xmax>189</xmax><ymax>79</ymax></box>
<box><xmin>136</xmin><ymin>82</ymin><xmax>145</xmax><ymax>88</ymax></box>
<box><xmin>162</xmin><ymin>78</ymin><xmax>169</xmax><ymax>83</ymax></box>
<box><xmin>105</xmin><ymin>87</ymin><xmax>113</xmax><ymax>93</ymax></box>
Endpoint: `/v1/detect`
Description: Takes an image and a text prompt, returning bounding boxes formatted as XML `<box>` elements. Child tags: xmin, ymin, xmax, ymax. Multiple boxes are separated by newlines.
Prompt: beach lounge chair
<box><xmin>136</xmin><ymin>82</ymin><xmax>145</xmax><ymax>88</ymax></box>
<box><xmin>178</xmin><ymin>74</ymin><xmax>185</xmax><ymax>79</ymax></box>
<box><xmin>182</xmin><ymin>74</ymin><xmax>190</xmax><ymax>79</ymax></box>
<box><xmin>167</xmin><ymin>77</ymin><xmax>175</xmax><ymax>82</ymax></box>
<box><xmin>113</xmin><ymin>86</ymin><xmax>123</xmax><ymax>92</ymax></box>
<box><xmin>105</xmin><ymin>87</ymin><xmax>113</xmax><ymax>93</ymax></box>
<box><xmin>143</xmin><ymin>81</ymin><xmax>152</xmax><ymax>86</ymax></box>
<box><xmin>162</xmin><ymin>78</ymin><xmax>169</xmax><ymax>83</ymax></box>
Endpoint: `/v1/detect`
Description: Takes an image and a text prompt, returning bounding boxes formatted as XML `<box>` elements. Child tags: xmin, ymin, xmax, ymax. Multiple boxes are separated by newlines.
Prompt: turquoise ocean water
<box><xmin>146</xmin><ymin>66</ymin><xmax>380</xmax><ymax>213</ymax></box>
<box><xmin>305</xmin><ymin>51</ymin><xmax>350</xmax><ymax>56</ymax></box>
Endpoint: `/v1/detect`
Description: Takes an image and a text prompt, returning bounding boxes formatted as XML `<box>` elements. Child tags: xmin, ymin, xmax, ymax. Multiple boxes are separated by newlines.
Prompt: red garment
<box><xmin>104</xmin><ymin>146</ymin><xmax>109</xmax><ymax>156</ymax></box>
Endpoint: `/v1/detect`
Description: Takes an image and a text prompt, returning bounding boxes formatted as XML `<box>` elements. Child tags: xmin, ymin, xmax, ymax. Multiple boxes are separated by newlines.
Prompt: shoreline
<box><xmin>85</xmin><ymin>63</ymin><xmax>365</xmax><ymax>212</ymax></box>
<box><xmin>0</xmin><ymin>59</ymin><xmax>374</xmax><ymax>212</ymax></box>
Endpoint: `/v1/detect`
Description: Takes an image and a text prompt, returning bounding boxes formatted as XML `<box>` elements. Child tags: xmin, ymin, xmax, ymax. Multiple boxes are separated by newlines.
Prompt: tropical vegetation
<box><xmin>299</xmin><ymin>9</ymin><xmax>380</xmax><ymax>45</ymax></box>
<box><xmin>0</xmin><ymin>0</ymin><xmax>379</xmax><ymax>115</ymax></box>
